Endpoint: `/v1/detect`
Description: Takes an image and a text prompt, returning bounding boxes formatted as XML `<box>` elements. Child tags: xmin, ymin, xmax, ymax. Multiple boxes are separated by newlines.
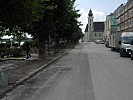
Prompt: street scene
<box><xmin>0</xmin><ymin>0</ymin><xmax>133</xmax><ymax>100</ymax></box>
<box><xmin>1</xmin><ymin>42</ymin><xmax>133</xmax><ymax>100</ymax></box>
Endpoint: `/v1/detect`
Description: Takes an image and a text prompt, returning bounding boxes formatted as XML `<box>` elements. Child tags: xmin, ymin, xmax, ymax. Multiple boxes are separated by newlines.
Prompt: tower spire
<box><xmin>88</xmin><ymin>9</ymin><xmax>93</xmax><ymax>16</ymax></box>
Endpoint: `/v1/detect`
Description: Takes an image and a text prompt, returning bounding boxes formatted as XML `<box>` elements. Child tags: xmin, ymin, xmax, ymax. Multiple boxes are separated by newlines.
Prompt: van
<box><xmin>130</xmin><ymin>40</ymin><xmax>133</xmax><ymax>60</ymax></box>
<box><xmin>119</xmin><ymin>32</ymin><xmax>133</xmax><ymax>57</ymax></box>
<box><xmin>109</xmin><ymin>32</ymin><xmax>121</xmax><ymax>51</ymax></box>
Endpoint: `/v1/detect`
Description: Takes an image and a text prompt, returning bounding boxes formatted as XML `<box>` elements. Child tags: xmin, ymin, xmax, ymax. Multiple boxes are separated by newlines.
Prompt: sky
<box><xmin>75</xmin><ymin>0</ymin><xmax>127</xmax><ymax>32</ymax></box>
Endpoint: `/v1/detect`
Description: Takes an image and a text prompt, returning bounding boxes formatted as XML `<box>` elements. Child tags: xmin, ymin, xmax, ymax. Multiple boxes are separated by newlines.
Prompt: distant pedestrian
<box><xmin>26</xmin><ymin>41</ymin><xmax>31</xmax><ymax>59</ymax></box>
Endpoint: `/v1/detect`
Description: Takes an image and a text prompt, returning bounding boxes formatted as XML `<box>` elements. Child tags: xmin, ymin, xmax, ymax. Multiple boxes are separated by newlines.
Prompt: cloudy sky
<box><xmin>75</xmin><ymin>0</ymin><xmax>127</xmax><ymax>32</ymax></box>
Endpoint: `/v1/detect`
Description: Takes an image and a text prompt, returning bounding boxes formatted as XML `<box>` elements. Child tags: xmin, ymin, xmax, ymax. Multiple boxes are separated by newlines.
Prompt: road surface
<box><xmin>2</xmin><ymin>42</ymin><xmax>133</xmax><ymax>100</ymax></box>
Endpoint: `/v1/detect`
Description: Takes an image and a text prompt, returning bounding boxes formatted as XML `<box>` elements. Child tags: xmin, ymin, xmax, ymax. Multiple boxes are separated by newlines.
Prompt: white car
<box><xmin>95</xmin><ymin>40</ymin><xmax>103</xmax><ymax>44</ymax></box>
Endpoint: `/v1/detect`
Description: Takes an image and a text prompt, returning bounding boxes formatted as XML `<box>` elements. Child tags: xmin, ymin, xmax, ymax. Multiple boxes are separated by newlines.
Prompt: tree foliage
<box><xmin>0</xmin><ymin>0</ymin><xmax>83</xmax><ymax>59</ymax></box>
<box><xmin>0</xmin><ymin>0</ymin><xmax>43</xmax><ymax>27</ymax></box>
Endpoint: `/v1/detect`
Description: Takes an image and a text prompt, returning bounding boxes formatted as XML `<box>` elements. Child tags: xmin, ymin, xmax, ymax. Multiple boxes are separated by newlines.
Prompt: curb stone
<box><xmin>0</xmin><ymin>49</ymin><xmax>70</xmax><ymax>99</ymax></box>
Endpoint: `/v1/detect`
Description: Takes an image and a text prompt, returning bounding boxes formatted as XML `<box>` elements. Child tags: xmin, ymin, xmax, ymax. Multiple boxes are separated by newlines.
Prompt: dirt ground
<box><xmin>0</xmin><ymin>50</ymin><xmax>66</xmax><ymax>87</ymax></box>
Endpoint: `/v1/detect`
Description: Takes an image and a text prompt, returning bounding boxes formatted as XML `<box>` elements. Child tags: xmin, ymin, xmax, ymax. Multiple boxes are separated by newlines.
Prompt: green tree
<box><xmin>0</xmin><ymin>0</ymin><xmax>55</xmax><ymax>59</ymax></box>
<box><xmin>0</xmin><ymin>0</ymin><xmax>83</xmax><ymax>59</ymax></box>
<box><xmin>0</xmin><ymin>0</ymin><xmax>44</xmax><ymax>28</ymax></box>
<box><xmin>0</xmin><ymin>26</ymin><xmax>5</xmax><ymax>38</ymax></box>
<box><xmin>53</xmin><ymin>0</ymin><xmax>82</xmax><ymax>44</ymax></box>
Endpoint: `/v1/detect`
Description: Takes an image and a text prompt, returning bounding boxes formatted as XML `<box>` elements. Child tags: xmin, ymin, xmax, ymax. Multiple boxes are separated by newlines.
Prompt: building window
<box><xmin>95</xmin><ymin>33</ymin><xmax>96</xmax><ymax>36</ymax></box>
<box><xmin>99</xmin><ymin>33</ymin><xmax>101</xmax><ymax>37</ymax></box>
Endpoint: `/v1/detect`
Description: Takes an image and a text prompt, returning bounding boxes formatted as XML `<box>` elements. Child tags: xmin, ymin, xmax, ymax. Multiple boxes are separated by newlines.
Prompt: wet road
<box><xmin>2</xmin><ymin>42</ymin><xmax>133</xmax><ymax>100</ymax></box>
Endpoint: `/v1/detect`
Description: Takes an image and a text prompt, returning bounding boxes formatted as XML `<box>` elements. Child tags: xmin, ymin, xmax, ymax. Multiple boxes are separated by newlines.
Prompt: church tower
<box><xmin>88</xmin><ymin>9</ymin><xmax>94</xmax><ymax>41</ymax></box>
<box><xmin>84</xmin><ymin>9</ymin><xmax>104</xmax><ymax>42</ymax></box>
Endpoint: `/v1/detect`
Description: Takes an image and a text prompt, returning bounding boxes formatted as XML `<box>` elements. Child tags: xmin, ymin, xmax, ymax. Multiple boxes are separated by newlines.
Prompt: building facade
<box><xmin>104</xmin><ymin>0</ymin><xmax>133</xmax><ymax>49</ymax></box>
<box><xmin>117</xmin><ymin>1</ymin><xmax>133</xmax><ymax>32</ymax></box>
<box><xmin>84</xmin><ymin>10</ymin><xmax>104</xmax><ymax>42</ymax></box>
<box><xmin>105</xmin><ymin>13</ymin><xmax>118</xmax><ymax>44</ymax></box>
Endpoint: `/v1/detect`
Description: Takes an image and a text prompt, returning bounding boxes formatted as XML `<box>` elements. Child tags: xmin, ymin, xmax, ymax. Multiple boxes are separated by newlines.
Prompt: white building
<box><xmin>84</xmin><ymin>9</ymin><xmax>105</xmax><ymax>42</ymax></box>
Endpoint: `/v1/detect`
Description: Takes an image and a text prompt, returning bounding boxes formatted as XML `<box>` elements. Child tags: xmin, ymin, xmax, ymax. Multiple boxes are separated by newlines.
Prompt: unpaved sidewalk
<box><xmin>0</xmin><ymin>49</ymin><xmax>67</xmax><ymax>97</ymax></box>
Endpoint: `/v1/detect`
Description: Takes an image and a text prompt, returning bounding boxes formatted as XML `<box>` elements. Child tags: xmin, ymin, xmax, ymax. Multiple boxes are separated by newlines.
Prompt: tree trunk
<box><xmin>38</xmin><ymin>34</ymin><xmax>46</xmax><ymax>60</ymax></box>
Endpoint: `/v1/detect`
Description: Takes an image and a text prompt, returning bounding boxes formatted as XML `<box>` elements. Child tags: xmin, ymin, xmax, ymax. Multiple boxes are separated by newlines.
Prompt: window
<box><xmin>99</xmin><ymin>33</ymin><xmax>101</xmax><ymax>37</ymax></box>
<box><xmin>95</xmin><ymin>33</ymin><xmax>96</xmax><ymax>36</ymax></box>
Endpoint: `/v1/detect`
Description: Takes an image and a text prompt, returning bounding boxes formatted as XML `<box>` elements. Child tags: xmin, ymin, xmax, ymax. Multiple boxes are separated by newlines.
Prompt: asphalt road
<box><xmin>2</xmin><ymin>42</ymin><xmax>133</xmax><ymax>100</ymax></box>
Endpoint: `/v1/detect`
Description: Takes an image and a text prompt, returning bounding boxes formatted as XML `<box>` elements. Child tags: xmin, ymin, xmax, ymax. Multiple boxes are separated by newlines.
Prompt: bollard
<box><xmin>0</xmin><ymin>69</ymin><xmax>8</xmax><ymax>87</ymax></box>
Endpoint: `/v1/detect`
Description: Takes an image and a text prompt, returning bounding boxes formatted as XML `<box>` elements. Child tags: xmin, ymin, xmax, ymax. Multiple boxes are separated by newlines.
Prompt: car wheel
<box><xmin>120</xmin><ymin>53</ymin><xmax>123</xmax><ymax>57</ymax></box>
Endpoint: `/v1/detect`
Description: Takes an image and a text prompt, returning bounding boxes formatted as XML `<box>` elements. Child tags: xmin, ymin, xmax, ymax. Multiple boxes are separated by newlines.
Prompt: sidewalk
<box><xmin>0</xmin><ymin>49</ymin><xmax>68</xmax><ymax>98</ymax></box>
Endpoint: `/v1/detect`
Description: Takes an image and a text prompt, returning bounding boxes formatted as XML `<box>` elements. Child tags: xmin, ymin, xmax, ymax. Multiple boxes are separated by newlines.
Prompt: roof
<box><xmin>93</xmin><ymin>22</ymin><xmax>104</xmax><ymax>32</ymax></box>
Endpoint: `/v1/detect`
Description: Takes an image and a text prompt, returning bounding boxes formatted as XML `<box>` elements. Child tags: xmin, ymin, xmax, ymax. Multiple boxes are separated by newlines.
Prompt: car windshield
<box><xmin>122</xmin><ymin>36</ymin><xmax>133</xmax><ymax>44</ymax></box>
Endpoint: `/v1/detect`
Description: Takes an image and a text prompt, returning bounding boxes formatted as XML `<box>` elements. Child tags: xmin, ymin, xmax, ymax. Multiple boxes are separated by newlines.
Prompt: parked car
<box><xmin>130</xmin><ymin>40</ymin><xmax>133</xmax><ymax>60</ymax></box>
<box><xmin>95</xmin><ymin>40</ymin><xmax>104</xmax><ymax>44</ymax></box>
<box><xmin>119</xmin><ymin>32</ymin><xmax>133</xmax><ymax>57</ymax></box>
<box><xmin>100</xmin><ymin>41</ymin><xmax>105</xmax><ymax>44</ymax></box>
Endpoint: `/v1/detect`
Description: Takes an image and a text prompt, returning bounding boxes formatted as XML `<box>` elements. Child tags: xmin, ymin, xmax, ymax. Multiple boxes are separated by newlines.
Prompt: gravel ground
<box><xmin>0</xmin><ymin>56</ymin><xmax>48</xmax><ymax>86</ymax></box>
<box><xmin>0</xmin><ymin>49</ymin><xmax>66</xmax><ymax>90</ymax></box>
<box><xmin>5</xmin><ymin>59</ymin><xmax>50</xmax><ymax>84</ymax></box>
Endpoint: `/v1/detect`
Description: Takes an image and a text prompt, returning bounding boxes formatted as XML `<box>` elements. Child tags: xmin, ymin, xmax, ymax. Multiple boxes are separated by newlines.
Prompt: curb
<box><xmin>0</xmin><ymin>49</ymin><xmax>71</xmax><ymax>99</ymax></box>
